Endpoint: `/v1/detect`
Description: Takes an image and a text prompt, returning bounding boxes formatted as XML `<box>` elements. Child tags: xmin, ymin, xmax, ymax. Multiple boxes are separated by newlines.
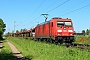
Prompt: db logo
<box><xmin>63</xmin><ymin>30</ymin><xmax>67</xmax><ymax>32</ymax></box>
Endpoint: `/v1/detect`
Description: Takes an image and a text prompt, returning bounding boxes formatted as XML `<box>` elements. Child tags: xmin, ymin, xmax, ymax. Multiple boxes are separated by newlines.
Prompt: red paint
<box><xmin>35</xmin><ymin>17</ymin><xmax>74</xmax><ymax>40</ymax></box>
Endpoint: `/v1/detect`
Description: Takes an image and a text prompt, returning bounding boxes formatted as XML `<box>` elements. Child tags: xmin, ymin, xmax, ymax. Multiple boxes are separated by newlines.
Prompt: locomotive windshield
<box><xmin>65</xmin><ymin>22</ymin><xmax>71</xmax><ymax>26</ymax></box>
<box><xmin>57</xmin><ymin>21</ymin><xmax>72</xmax><ymax>26</ymax></box>
<box><xmin>57</xmin><ymin>22</ymin><xmax>64</xmax><ymax>26</ymax></box>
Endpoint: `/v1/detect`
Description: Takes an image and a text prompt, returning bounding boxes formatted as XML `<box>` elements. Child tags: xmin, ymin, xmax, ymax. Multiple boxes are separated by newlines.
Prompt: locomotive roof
<box><xmin>52</xmin><ymin>17</ymin><xmax>71</xmax><ymax>19</ymax></box>
<box><xmin>52</xmin><ymin>17</ymin><xmax>72</xmax><ymax>21</ymax></box>
<box><xmin>37</xmin><ymin>17</ymin><xmax>72</xmax><ymax>26</ymax></box>
<box><xmin>37</xmin><ymin>21</ymin><xmax>50</xmax><ymax>26</ymax></box>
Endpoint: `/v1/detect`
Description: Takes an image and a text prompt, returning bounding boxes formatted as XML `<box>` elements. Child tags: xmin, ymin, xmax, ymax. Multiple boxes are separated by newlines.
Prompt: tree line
<box><xmin>5</xmin><ymin>28</ymin><xmax>27</xmax><ymax>36</ymax></box>
<box><xmin>0</xmin><ymin>18</ymin><xmax>6</xmax><ymax>40</ymax></box>
<box><xmin>82</xmin><ymin>29</ymin><xmax>90</xmax><ymax>35</ymax></box>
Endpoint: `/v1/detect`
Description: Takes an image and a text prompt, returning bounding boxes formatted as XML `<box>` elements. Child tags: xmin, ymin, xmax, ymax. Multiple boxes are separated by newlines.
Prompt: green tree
<box><xmin>82</xmin><ymin>30</ymin><xmax>85</xmax><ymax>35</ymax></box>
<box><xmin>20</xmin><ymin>29</ymin><xmax>23</xmax><ymax>32</ymax></box>
<box><xmin>22</xmin><ymin>28</ymin><xmax>27</xmax><ymax>32</ymax></box>
<box><xmin>0</xmin><ymin>18</ymin><xmax>6</xmax><ymax>39</ymax></box>
<box><xmin>89</xmin><ymin>29</ymin><xmax>90</xmax><ymax>35</ymax></box>
<box><xmin>16</xmin><ymin>30</ymin><xmax>19</xmax><ymax>33</ymax></box>
<box><xmin>86</xmin><ymin>29</ymin><xmax>89</xmax><ymax>35</ymax></box>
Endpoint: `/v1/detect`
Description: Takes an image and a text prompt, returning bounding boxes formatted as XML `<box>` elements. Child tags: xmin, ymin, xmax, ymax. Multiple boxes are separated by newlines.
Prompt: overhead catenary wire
<box><xmin>60</xmin><ymin>4</ymin><xmax>90</xmax><ymax>16</ymax></box>
<box><xmin>32</xmin><ymin>0</ymin><xmax>69</xmax><ymax>23</ymax></box>
<box><xmin>46</xmin><ymin>0</ymin><xmax>70</xmax><ymax>13</ymax></box>
<box><xmin>27</xmin><ymin>0</ymin><xmax>45</xmax><ymax>27</ymax></box>
<box><xmin>30</xmin><ymin>0</ymin><xmax>45</xmax><ymax>18</ymax></box>
<box><xmin>22</xmin><ymin>0</ymin><xmax>89</xmax><ymax>31</ymax></box>
<box><xmin>33</xmin><ymin>0</ymin><xmax>87</xmax><ymax>20</ymax></box>
<box><xmin>42</xmin><ymin>0</ymin><xmax>59</xmax><ymax>12</ymax></box>
<box><xmin>66</xmin><ymin>0</ymin><xmax>87</xmax><ymax>11</ymax></box>
<box><xmin>26</xmin><ymin>0</ymin><xmax>87</xmax><ymax>25</ymax></box>
<box><xmin>33</xmin><ymin>15</ymin><xmax>42</xmax><ymax>21</ymax></box>
<box><xmin>59</xmin><ymin>0</ymin><xmax>87</xmax><ymax>14</ymax></box>
<box><xmin>34</xmin><ymin>1</ymin><xmax>89</xmax><ymax>24</ymax></box>
<box><xmin>31</xmin><ymin>0</ymin><xmax>59</xmax><ymax>22</ymax></box>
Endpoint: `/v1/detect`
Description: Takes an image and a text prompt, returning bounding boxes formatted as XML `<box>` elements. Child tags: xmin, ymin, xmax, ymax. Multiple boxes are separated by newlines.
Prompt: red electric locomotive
<box><xmin>35</xmin><ymin>17</ymin><xmax>74</xmax><ymax>45</ymax></box>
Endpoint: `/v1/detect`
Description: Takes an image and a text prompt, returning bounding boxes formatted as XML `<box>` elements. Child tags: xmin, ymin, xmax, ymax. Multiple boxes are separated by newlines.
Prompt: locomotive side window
<box><xmin>65</xmin><ymin>22</ymin><xmax>72</xmax><ymax>26</ymax></box>
<box><xmin>57</xmin><ymin>22</ymin><xmax>64</xmax><ymax>26</ymax></box>
<box><xmin>51</xmin><ymin>22</ymin><xmax>53</xmax><ymax>27</ymax></box>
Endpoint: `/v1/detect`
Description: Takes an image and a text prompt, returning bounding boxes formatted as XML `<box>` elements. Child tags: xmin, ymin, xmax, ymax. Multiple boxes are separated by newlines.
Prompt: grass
<box><xmin>8</xmin><ymin>37</ymin><xmax>90</xmax><ymax>60</ymax></box>
<box><xmin>0</xmin><ymin>40</ymin><xmax>17</xmax><ymax>60</ymax></box>
<box><xmin>74</xmin><ymin>36</ymin><xmax>90</xmax><ymax>45</ymax></box>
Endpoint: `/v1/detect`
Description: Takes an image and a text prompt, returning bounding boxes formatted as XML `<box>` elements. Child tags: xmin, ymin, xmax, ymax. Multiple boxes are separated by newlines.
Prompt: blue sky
<box><xmin>0</xmin><ymin>0</ymin><xmax>90</xmax><ymax>33</ymax></box>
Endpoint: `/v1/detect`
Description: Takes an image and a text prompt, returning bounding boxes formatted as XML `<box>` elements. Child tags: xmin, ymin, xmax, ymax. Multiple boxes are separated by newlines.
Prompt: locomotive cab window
<box><xmin>57</xmin><ymin>21</ymin><xmax>72</xmax><ymax>26</ymax></box>
<box><xmin>57</xmin><ymin>22</ymin><xmax>64</xmax><ymax>26</ymax></box>
<box><xmin>65</xmin><ymin>22</ymin><xmax>72</xmax><ymax>26</ymax></box>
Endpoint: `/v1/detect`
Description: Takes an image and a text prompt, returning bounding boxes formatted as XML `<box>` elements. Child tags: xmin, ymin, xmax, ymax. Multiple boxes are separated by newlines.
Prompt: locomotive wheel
<box><xmin>50</xmin><ymin>39</ymin><xmax>53</xmax><ymax>43</ymax></box>
<box><xmin>59</xmin><ymin>40</ymin><xmax>63</xmax><ymax>44</ymax></box>
<box><xmin>52</xmin><ymin>40</ymin><xmax>54</xmax><ymax>43</ymax></box>
<box><xmin>34</xmin><ymin>39</ymin><xmax>37</xmax><ymax>42</ymax></box>
<box><xmin>43</xmin><ymin>39</ymin><xmax>46</xmax><ymax>42</ymax></box>
<box><xmin>65</xmin><ymin>43</ymin><xmax>71</xmax><ymax>47</ymax></box>
<box><xmin>43</xmin><ymin>39</ymin><xmax>45</xmax><ymax>42</ymax></box>
<box><xmin>54</xmin><ymin>40</ymin><xmax>58</xmax><ymax>45</ymax></box>
<box><xmin>46</xmin><ymin>39</ymin><xmax>49</xmax><ymax>43</ymax></box>
<box><xmin>38</xmin><ymin>38</ymin><xmax>40</xmax><ymax>42</ymax></box>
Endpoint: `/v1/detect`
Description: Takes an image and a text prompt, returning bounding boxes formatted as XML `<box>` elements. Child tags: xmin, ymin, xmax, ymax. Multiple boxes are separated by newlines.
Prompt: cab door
<box><xmin>50</xmin><ymin>22</ymin><xmax>53</xmax><ymax>37</ymax></box>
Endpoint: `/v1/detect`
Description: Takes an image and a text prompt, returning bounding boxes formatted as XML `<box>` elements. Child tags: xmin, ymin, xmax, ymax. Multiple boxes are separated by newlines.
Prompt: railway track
<box><xmin>57</xmin><ymin>43</ymin><xmax>90</xmax><ymax>51</ymax></box>
<box><xmin>14</xmin><ymin>37</ymin><xmax>90</xmax><ymax>51</ymax></box>
<box><xmin>71</xmin><ymin>43</ymin><xmax>90</xmax><ymax>50</ymax></box>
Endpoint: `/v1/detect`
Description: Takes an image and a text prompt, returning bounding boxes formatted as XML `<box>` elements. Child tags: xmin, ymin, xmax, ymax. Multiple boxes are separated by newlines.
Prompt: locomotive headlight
<box><xmin>68</xmin><ymin>30</ymin><xmax>73</xmax><ymax>32</ymax></box>
<box><xmin>58</xmin><ymin>30</ymin><xmax>62</xmax><ymax>32</ymax></box>
<box><xmin>70</xmin><ymin>34</ymin><xmax>72</xmax><ymax>35</ymax></box>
